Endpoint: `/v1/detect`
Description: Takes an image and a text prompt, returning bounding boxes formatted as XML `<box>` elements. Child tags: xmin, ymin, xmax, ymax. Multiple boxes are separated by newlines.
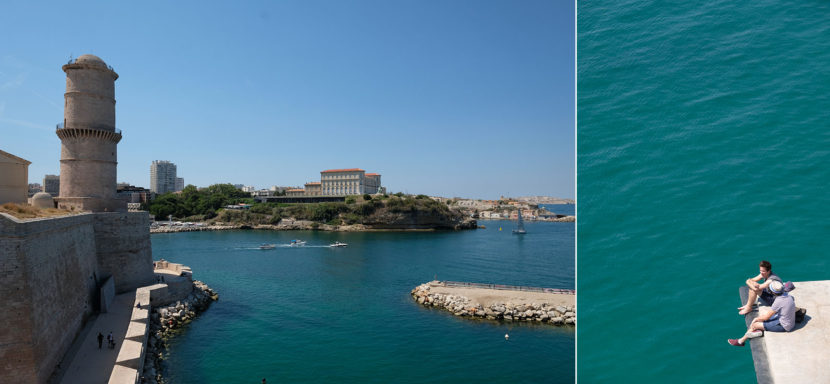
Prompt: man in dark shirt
<box><xmin>729</xmin><ymin>280</ymin><xmax>796</xmax><ymax>346</ymax></box>
<box><xmin>738</xmin><ymin>260</ymin><xmax>782</xmax><ymax>315</ymax></box>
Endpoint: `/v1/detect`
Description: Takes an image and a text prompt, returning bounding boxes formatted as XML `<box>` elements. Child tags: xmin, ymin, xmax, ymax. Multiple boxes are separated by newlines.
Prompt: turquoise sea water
<box><xmin>152</xmin><ymin>205</ymin><xmax>573</xmax><ymax>383</ymax></box>
<box><xmin>579</xmin><ymin>1</ymin><xmax>830</xmax><ymax>382</ymax></box>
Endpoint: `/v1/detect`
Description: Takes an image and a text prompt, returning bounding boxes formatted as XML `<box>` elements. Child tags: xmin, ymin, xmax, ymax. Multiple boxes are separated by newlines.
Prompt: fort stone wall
<box><xmin>0</xmin><ymin>213</ymin><xmax>99</xmax><ymax>384</ymax></box>
<box><xmin>94</xmin><ymin>212</ymin><xmax>155</xmax><ymax>294</ymax></box>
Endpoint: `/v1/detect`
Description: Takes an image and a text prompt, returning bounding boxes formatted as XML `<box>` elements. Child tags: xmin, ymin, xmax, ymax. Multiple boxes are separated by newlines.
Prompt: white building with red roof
<box><xmin>320</xmin><ymin>168</ymin><xmax>382</xmax><ymax>196</ymax></box>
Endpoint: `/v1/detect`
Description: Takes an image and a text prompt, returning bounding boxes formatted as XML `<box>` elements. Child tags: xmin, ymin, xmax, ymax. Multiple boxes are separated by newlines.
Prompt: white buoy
<box><xmin>505</xmin><ymin>333</ymin><xmax>509</xmax><ymax>340</ymax></box>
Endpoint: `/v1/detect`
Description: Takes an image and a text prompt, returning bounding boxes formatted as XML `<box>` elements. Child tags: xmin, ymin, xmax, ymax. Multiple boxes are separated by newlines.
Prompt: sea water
<box><xmin>579</xmin><ymin>1</ymin><xmax>830</xmax><ymax>381</ymax></box>
<box><xmin>152</xmin><ymin>205</ymin><xmax>573</xmax><ymax>383</ymax></box>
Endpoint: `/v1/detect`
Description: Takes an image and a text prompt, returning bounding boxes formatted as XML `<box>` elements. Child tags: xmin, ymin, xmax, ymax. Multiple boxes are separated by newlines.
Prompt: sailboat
<box><xmin>512</xmin><ymin>210</ymin><xmax>527</xmax><ymax>234</ymax></box>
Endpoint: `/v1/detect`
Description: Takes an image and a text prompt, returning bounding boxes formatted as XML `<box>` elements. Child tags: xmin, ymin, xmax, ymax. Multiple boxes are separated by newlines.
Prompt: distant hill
<box><xmin>515</xmin><ymin>196</ymin><xmax>574</xmax><ymax>205</ymax></box>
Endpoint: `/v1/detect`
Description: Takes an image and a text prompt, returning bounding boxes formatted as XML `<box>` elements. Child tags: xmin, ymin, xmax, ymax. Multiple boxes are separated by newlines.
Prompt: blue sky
<box><xmin>0</xmin><ymin>0</ymin><xmax>573</xmax><ymax>200</ymax></box>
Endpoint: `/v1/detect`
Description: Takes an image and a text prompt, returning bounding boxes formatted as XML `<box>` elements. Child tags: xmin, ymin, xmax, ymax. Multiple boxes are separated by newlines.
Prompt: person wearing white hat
<box><xmin>729</xmin><ymin>280</ymin><xmax>796</xmax><ymax>347</ymax></box>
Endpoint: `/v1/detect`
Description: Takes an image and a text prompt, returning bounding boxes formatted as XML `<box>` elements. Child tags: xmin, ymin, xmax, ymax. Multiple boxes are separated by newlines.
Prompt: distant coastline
<box><xmin>516</xmin><ymin>196</ymin><xmax>575</xmax><ymax>205</ymax></box>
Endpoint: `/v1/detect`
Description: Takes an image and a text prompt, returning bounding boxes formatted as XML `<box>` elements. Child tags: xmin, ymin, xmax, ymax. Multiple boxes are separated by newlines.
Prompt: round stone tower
<box><xmin>56</xmin><ymin>54</ymin><xmax>126</xmax><ymax>212</ymax></box>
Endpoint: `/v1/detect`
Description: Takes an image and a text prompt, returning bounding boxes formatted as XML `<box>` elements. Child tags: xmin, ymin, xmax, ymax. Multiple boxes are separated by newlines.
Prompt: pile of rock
<box><xmin>150</xmin><ymin>224</ymin><xmax>239</xmax><ymax>233</ymax></box>
<box><xmin>410</xmin><ymin>283</ymin><xmax>575</xmax><ymax>325</ymax></box>
<box><xmin>142</xmin><ymin>281</ymin><xmax>218</xmax><ymax>384</ymax></box>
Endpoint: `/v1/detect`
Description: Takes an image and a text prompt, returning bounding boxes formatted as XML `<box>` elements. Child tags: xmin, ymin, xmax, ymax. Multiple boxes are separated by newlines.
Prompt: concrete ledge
<box><xmin>109</xmin><ymin>365</ymin><xmax>138</xmax><ymax>384</ymax></box>
<box><xmin>113</xmin><ymin>339</ymin><xmax>143</xmax><ymax>369</ymax></box>
<box><xmin>124</xmin><ymin>321</ymin><xmax>146</xmax><ymax>341</ymax></box>
<box><xmin>741</xmin><ymin>280</ymin><xmax>830</xmax><ymax>384</ymax></box>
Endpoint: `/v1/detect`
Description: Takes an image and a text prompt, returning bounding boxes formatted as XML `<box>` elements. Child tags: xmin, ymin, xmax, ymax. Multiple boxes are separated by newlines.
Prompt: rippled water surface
<box><xmin>152</xmin><ymin>205</ymin><xmax>573</xmax><ymax>383</ymax></box>
<box><xmin>579</xmin><ymin>1</ymin><xmax>830</xmax><ymax>382</ymax></box>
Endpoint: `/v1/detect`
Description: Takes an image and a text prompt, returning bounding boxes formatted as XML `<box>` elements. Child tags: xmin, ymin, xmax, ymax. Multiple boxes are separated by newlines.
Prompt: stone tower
<box><xmin>56</xmin><ymin>54</ymin><xmax>126</xmax><ymax>212</ymax></box>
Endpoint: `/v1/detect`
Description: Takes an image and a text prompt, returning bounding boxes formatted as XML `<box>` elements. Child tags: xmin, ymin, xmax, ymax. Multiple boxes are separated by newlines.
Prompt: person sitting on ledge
<box><xmin>737</xmin><ymin>260</ymin><xmax>782</xmax><ymax>315</ymax></box>
<box><xmin>728</xmin><ymin>280</ymin><xmax>795</xmax><ymax>346</ymax></box>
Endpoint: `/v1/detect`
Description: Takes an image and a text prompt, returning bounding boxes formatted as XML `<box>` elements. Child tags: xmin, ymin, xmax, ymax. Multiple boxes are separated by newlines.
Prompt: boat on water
<box><xmin>259</xmin><ymin>244</ymin><xmax>276</xmax><ymax>250</ymax></box>
<box><xmin>329</xmin><ymin>241</ymin><xmax>348</xmax><ymax>247</ymax></box>
<box><xmin>512</xmin><ymin>210</ymin><xmax>527</xmax><ymax>235</ymax></box>
<box><xmin>289</xmin><ymin>240</ymin><xmax>306</xmax><ymax>247</ymax></box>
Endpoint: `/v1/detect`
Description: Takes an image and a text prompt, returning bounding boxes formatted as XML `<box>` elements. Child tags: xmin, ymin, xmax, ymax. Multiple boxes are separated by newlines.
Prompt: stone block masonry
<box><xmin>0</xmin><ymin>213</ymin><xmax>98</xmax><ymax>384</ymax></box>
<box><xmin>0</xmin><ymin>211</ymin><xmax>154</xmax><ymax>384</ymax></box>
<box><xmin>94</xmin><ymin>212</ymin><xmax>154</xmax><ymax>293</ymax></box>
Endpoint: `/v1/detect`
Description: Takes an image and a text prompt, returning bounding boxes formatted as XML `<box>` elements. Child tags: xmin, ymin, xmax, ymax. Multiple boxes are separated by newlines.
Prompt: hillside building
<box><xmin>286</xmin><ymin>188</ymin><xmax>306</xmax><ymax>197</ymax></box>
<box><xmin>320</xmin><ymin>168</ymin><xmax>382</xmax><ymax>196</ymax></box>
<box><xmin>304</xmin><ymin>182</ymin><xmax>321</xmax><ymax>196</ymax></box>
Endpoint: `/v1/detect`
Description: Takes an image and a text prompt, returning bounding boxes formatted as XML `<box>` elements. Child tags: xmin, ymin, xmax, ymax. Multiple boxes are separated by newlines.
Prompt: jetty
<box><xmin>412</xmin><ymin>281</ymin><xmax>575</xmax><ymax>325</ymax></box>
<box><xmin>740</xmin><ymin>280</ymin><xmax>830</xmax><ymax>383</ymax></box>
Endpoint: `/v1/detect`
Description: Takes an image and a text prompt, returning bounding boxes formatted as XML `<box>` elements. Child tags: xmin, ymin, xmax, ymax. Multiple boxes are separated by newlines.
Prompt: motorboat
<box><xmin>289</xmin><ymin>240</ymin><xmax>306</xmax><ymax>247</ymax></box>
<box><xmin>259</xmin><ymin>244</ymin><xmax>276</xmax><ymax>250</ymax></box>
<box><xmin>329</xmin><ymin>241</ymin><xmax>348</xmax><ymax>247</ymax></box>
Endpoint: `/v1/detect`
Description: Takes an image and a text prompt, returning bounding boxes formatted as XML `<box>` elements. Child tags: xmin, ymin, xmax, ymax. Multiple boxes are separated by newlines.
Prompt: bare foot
<box><xmin>738</xmin><ymin>307</ymin><xmax>752</xmax><ymax>315</ymax></box>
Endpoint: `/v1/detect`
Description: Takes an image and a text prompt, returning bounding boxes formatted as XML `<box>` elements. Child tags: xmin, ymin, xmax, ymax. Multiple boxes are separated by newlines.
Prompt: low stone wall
<box><xmin>153</xmin><ymin>260</ymin><xmax>192</xmax><ymax>277</ymax></box>
<box><xmin>411</xmin><ymin>283</ymin><xmax>576</xmax><ymax>325</ymax></box>
<box><xmin>142</xmin><ymin>281</ymin><xmax>218</xmax><ymax>384</ymax></box>
<box><xmin>107</xmin><ymin>289</ymin><xmax>151</xmax><ymax>384</ymax></box>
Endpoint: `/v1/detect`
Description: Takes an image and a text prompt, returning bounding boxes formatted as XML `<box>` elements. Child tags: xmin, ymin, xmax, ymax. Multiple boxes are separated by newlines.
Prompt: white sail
<box><xmin>513</xmin><ymin>209</ymin><xmax>526</xmax><ymax>234</ymax></box>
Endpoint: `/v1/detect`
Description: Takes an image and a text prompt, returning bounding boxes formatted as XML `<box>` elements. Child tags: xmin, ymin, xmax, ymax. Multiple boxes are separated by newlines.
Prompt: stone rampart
<box><xmin>94</xmin><ymin>212</ymin><xmax>154</xmax><ymax>293</ymax></box>
<box><xmin>0</xmin><ymin>211</ymin><xmax>154</xmax><ymax>384</ymax></box>
<box><xmin>0</xmin><ymin>212</ymin><xmax>98</xmax><ymax>384</ymax></box>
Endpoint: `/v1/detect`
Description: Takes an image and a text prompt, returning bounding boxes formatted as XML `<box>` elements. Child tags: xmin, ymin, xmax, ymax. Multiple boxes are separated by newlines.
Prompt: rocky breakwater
<box><xmin>150</xmin><ymin>224</ymin><xmax>240</xmax><ymax>233</ymax></box>
<box><xmin>411</xmin><ymin>282</ymin><xmax>575</xmax><ymax>325</ymax></box>
<box><xmin>142</xmin><ymin>281</ymin><xmax>218</xmax><ymax>384</ymax></box>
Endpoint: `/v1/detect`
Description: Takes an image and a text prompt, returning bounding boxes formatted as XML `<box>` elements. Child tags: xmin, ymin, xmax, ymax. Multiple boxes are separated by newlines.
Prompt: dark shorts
<box><xmin>763</xmin><ymin>313</ymin><xmax>786</xmax><ymax>332</ymax></box>
<box><xmin>759</xmin><ymin>291</ymin><xmax>775</xmax><ymax>306</ymax></box>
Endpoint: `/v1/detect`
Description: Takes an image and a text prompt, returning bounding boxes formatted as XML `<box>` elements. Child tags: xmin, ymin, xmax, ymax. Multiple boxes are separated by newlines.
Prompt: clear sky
<box><xmin>0</xmin><ymin>0</ymin><xmax>573</xmax><ymax>200</ymax></box>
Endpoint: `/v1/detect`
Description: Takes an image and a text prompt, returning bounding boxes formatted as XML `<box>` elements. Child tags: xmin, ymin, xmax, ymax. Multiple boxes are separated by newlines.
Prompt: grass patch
<box><xmin>0</xmin><ymin>203</ymin><xmax>74</xmax><ymax>219</ymax></box>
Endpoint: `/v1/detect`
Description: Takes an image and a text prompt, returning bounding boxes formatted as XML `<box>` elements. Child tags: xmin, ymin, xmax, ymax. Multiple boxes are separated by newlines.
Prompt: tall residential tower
<box><xmin>150</xmin><ymin>160</ymin><xmax>177</xmax><ymax>194</ymax></box>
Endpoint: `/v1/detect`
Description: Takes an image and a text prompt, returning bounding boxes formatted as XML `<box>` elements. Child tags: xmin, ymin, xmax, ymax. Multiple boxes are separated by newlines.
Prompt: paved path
<box><xmin>742</xmin><ymin>280</ymin><xmax>830</xmax><ymax>383</ymax></box>
<box><xmin>59</xmin><ymin>292</ymin><xmax>136</xmax><ymax>384</ymax></box>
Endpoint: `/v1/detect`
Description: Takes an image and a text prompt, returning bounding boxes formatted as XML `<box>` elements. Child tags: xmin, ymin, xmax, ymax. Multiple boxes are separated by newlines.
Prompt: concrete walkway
<box><xmin>741</xmin><ymin>280</ymin><xmax>830</xmax><ymax>383</ymax></box>
<box><xmin>59</xmin><ymin>292</ymin><xmax>137</xmax><ymax>384</ymax></box>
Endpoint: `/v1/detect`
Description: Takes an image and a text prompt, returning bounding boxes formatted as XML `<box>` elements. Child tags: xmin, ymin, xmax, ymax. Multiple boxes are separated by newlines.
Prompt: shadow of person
<box><xmin>790</xmin><ymin>314</ymin><xmax>811</xmax><ymax>331</ymax></box>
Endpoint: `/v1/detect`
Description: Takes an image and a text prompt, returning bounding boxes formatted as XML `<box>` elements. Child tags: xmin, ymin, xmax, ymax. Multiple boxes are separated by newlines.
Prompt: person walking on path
<box><xmin>729</xmin><ymin>280</ymin><xmax>796</xmax><ymax>346</ymax></box>
<box><xmin>737</xmin><ymin>260</ymin><xmax>782</xmax><ymax>315</ymax></box>
<box><xmin>97</xmin><ymin>332</ymin><xmax>103</xmax><ymax>349</ymax></box>
<box><xmin>107</xmin><ymin>332</ymin><xmax>114</xmax><ymax>349</ymax></box>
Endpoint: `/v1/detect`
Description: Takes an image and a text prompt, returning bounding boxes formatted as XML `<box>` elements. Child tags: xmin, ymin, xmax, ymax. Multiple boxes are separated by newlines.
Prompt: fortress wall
<box><xmin>0</xmin><ymin>216</ymin><xmax>38</xmax><ymax>383</ymax></box>
<box><xmin>94</xmin><ymin>212</ymin><xmax>154</xmax><ymax>293</ymax></box>
<box><xmin>0</xmin><ymin>213</ymin><xmax>99</xmax><ymax>384</ymax></box>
